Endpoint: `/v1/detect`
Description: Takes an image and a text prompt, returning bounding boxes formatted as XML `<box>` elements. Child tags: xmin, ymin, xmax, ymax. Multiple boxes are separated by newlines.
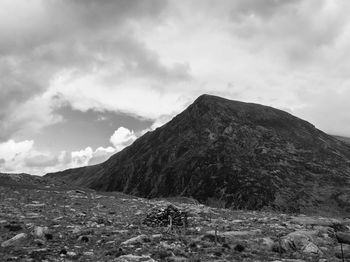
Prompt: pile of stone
<box><xmin>143</xmin><ymin>205</ymin><xmax>188</xmax><ymax>227</ymax></box>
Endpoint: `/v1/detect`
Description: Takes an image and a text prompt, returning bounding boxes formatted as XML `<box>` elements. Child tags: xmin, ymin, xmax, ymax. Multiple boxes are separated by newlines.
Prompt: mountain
<box><xmin>333</xmin><ymin>135</ymin><xmax>350</xmax><ymax>145</ymax></box>
<box><xmin>0</xmin><ymin>172</ymin><xmax>49</xmax><ymax>187</ymax></box>
<box><xmin>46</xmin><ymin>94</ymin><xmax>350</xmax><ymax>215</ymax></box>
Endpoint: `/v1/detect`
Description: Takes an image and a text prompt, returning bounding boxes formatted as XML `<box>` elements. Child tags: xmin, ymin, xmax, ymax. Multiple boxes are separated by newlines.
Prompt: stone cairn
<box><xmin>143</xmin><ymin>205</ymin><xmax>188</xmax><ymax>228</ymax></box>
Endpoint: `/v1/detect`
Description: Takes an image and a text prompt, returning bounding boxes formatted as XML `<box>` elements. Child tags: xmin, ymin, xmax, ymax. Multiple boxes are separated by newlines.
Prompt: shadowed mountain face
<box><xmin>46</xmin><ymin>95</ymin><xmax>350</xmax><ymax>215</ymax></box>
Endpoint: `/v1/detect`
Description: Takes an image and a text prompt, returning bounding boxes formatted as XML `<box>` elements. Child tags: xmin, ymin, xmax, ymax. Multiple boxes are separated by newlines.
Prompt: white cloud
<box><xmin>110</xmin><ymin>127</ymin><xmax>137</xmax><ymax>151</ymax></box>
<box><xmin>0</xmin><ymin>139</ymin><xmax>34</xmax><ymax>162</ymax></box>
<box><xmin>71</xmin><ymin>147</ymin><xmax>93</xmax><ymax>167</ymax></box>
<box><xmin>70</xmin><ymin>146</ymin><xmax>115</xmax><ymax>167</ymax></box>
<box><xmin>0</xmin><ymin>139</ymin><xmax>52</xmax><ymax>174</ymax></box>
<box><xmin>0</xmin><ymin>139</ymin><xmax>116</xmax><ymax>175</ymax></box>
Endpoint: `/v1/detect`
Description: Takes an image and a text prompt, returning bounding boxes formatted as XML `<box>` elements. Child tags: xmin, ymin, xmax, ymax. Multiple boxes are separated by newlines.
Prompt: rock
<box><xmin>135</xmin><ymin>210</ymin><xmax>144</xmax><ymax>216</ymax></box>
<box><xmin>261</xmin><ymin>237</ymin><xmax>275</xmax><ymax>251</ymax></box>
<box><xmin>290</xmin><ymin>217</ymin><xmax>339</xmax><ymax>227</ymax></box>
<box><xmin>34</xmin><ymin>239</ymin><xmax>46</xmax><ymax>247</ymax></box>
<box><xmin>78</xmin><ymin>235</ymin><xmax>89</xmax><ymax>242</ymax></box>
<box><xmin>1</xmin><ymin>233</ymin><xmax>27</xmax><ymax>247</ymax></box>
<box><xmin>121</xmin><ymin>234</ymin><xmax>150</xmax><ymax>245</ymax></box>
<box><xmin>33</xmin><ymin>226</ymin><xmax>49</xmax><ymax>238</ymax></box>
<box><xmin>67</xmin><ymin>251</ymin><xmax>78</xmax><ymax>258</ymax></box>
<box><xmin>222</xmin><ymin>229</ymin><xmax>261</xmax><ymax>237</ymax></box>
<box><xmin>314</xmin><ymin>226</ymin><xmax>335</xmax><ymax>238</ymax></box>
<box><xmin>335</xmin><ymin>244</ymin><xmax>350</xmax><ymax>259</ymax></box>
<box><xmin>302</xmin><ymin>242</ymin><xmax>321</xmax><ymax>254</ymax></box>
<box><xmin>72</xmin><ymin>225</ymin><xmax>82</xmax><ymax>234</ymax></box>
<box><xmin>115</xmin><ymin>254</ymin><xmax>156</xmax><ymax>262</ymax></box>
<box><xmin>234</xmin><ymin>243</ymin><xmax>245</xmax><ymax>252</ymax></box>
<box><xmin>151</xmin><ymin>234</ymin><xmax>162</xmax><ymax>241</ymax></box>
<box><xmin>4</xmin><ymin>222</ymin><xmax>22</xmax><ymax>232</ymax></box>
<box><xmin>45</xmin><ymin>233</ymin><xmax>53</xmax><ymax>240</ymax></box>
<box><xmin>336</xmin><ymin>232</ymin><xmax>350</xmax><ymax>245</ymax></box>
<box><xmin>114</xmin><ymin>230</ymin><xmax>129</xmax><ymax>234</ymax></box>
<box><xmin>278</xmin><ymin>231</ymin><xmax>322</xmax><ymax>255</ymax></box>
<box><xmin>167</xmin><ymin>257</ymin><xmax>189</xmax><ymax>262</ymax></box>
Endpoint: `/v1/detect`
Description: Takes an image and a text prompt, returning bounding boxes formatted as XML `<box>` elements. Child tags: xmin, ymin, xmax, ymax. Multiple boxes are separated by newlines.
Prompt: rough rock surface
<box><xmin>46</xmin><ymin>94</ymin><xmax>350</xmax><ymax>215</ymax></box>
<box><xmin>1</xmin><ymin>183</ymin><xmax>350</xmax><ymax>261</ymax></box>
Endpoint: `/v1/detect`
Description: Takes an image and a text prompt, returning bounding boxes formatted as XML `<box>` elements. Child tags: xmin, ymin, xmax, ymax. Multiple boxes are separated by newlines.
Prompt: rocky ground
<box><xmin>1</xmin><ymin>183</ymin><xmax>350</xmax><ymax>262</ymax></box>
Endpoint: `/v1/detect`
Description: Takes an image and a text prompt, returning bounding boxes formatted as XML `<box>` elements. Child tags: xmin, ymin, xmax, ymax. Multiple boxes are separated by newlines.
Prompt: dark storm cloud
<box><xmin>0</xmin><ymin>0</ymin><xmax>191</xmax><ymax>141</ymax></box>
<box><xmin>0</xmin><ymin>0</ymin><xmax>167</xmax><ymax>54</ymax></box>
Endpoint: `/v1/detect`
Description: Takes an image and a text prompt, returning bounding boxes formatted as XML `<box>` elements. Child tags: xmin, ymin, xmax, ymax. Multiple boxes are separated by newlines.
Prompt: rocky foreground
<box><xmin>1</xmin><ymin>184</ymin><xmax>350</xmax><ymax>262</ymax></box>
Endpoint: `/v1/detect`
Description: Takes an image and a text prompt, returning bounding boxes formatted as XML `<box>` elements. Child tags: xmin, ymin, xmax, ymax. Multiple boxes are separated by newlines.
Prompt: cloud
<box><xmin>88</xmin><ymin>147</ymin><xmax>115</xmax><ymax>166</ymax></box>
<box><xmin>294</xmin><ymin>86</ymin><xmax>350</xmax><ymax>136</ymax></box>
<box><xmin>110</xmin><ymin>127</ymin><xmax>137</xmax><ymax>151</ymax></box>
<box><xmin>70</xmin><ymin>146</ymin><xmax>115</xmax><ymax>167</ymax></box>
<box><xmin>0</xmin><ymin>0</ymin><xmax>178</xmax><ymax>141</ymax></box>
<box><xmin>0</xmin><ymin>139</ymin><xmax>34</xmax><ymax>162</ymax></box>
<box><xmin>2</xmin><ymin>0</ymin><xmax>350</xmax><ymax>176</ymax></box>
<box><xmin>228</xmin><ymin>0</ymin><xmax>350</xmax><ymax>65</ymax></box>
<box><xmin>0</xmin><ymin>139</ymin><xmax>35</xmax><ymax>173</ymax></box>
<box><xmin>25</xmin><ymin>154</ymin><xmax>58</xmax><ymax>168</ymax></box>
<box><xmin>71</xmin><ymin>147</ymin><xmax>94</xmax><ymax>167</ymax></box>
<box><xmin>0</xmin><ymin>139</ymin><xmax>116</xmax><ymax>175</ymax></box>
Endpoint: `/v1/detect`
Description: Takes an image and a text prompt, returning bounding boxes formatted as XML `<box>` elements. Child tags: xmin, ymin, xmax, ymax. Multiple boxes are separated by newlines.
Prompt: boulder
<box><xmin>1</xmin><ymin>233</ymin><xmax>27</xmax><ymax>247</ymax></box>
<box><xmin>336</xmin><ymin>232</ymin><xmax>350</xmax><ymax>245</ymax></box>
<box><xmin>121</xmin><ymin>235</ymin><xmax>150</xmax><ymax>245</ymax></box>
<box><xmin>115</xmin><ymin>254</ymin><xmax>156</xmax><ymax>262</ymax></box>
<box><xmin>33</xmin><ymin>226</ymin><xmax>49</xmax><ymax>238</ymax></box>
<box><xmin>279</xmin><ymin>231</ymin><xmax>322</xmax><ymax>255</ymax></box>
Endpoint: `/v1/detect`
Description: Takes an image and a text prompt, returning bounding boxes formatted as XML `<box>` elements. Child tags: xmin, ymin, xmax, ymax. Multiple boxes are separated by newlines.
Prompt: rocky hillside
<box><xmin>0</xmin><ymin>173</ymin><xmax>60</xmax><ymax>188</ymax></box>
<box><xmin>333</xmin><ymin>135</ymin><xmax>350</xmax><ymax>145</ymax></box>
<box><xmin>1</xmin><ymin>183</ymin><xmax>350</xmax><ymax>261</ymax></box>
<box><xmin>46</xmin><ymin>94</ymin><xmax>350</xmax><ymax>215</ymax></box>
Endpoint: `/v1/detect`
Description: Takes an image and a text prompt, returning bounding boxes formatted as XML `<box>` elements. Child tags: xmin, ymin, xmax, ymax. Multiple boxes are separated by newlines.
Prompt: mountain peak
<box><xmin>193</xmin><ymin>93</ymin><xmax>224</xmax><ymax>103</ymax></box>
<box><xmin>46</xmin><ymin>95</ymin><xmax>350</xmax><ymax>215</ymax></box>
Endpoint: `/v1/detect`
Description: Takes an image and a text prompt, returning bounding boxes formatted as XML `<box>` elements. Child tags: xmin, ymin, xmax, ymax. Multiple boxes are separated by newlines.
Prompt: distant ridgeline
<box><xmin>0</xmin><ymin>172</ymin><xmax>45</xmax><ymax>186</ymax></box>
<box><xmin>46</xmin><ymin>94</ymin><xmax>350</xmax><ymax>216</ymax></box>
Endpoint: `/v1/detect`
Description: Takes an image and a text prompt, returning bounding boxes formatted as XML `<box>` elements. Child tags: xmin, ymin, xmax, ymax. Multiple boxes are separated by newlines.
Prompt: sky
<box><xmin>1</xmin><ymin>0</ymin><xmax>350</xmax><ymax>175</ymax></box>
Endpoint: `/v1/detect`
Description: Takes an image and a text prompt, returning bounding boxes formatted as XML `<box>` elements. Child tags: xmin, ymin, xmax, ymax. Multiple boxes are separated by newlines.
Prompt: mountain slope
<box><xmin>0</xmin><ymin>172</ymin><xmax>55</xmax><ymax>187</ymax></box>
<box><xmin>333</xmin><ymin>135</ymin><xmax>350</xmax><ymax>145</ymax></box>
<box><xmin>46</xmin><ymin>94</ymin><xmax>350</xmax><ymax>215</ymax></box>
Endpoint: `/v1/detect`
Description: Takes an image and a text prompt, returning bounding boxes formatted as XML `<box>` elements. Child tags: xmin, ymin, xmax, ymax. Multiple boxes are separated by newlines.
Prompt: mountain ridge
<box><xmin>46</xmin><ymin>94</ymin><xmax>350</xmax><ymax>215</ymax></box>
